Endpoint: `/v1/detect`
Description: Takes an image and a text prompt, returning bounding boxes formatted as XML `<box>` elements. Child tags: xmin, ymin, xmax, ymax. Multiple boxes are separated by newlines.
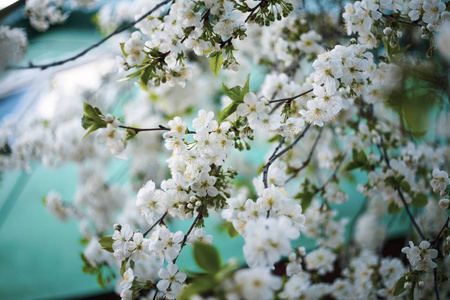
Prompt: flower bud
<box><xmin>105</xmin><ymin>114</ymin><xmax>115</xmax><ymax>123</ymax></box>
<box><xmin>383</xmin><ymin>27</ymin><xmax>392</xmax><ymax>35</ymax></box>
<box><xmin>439</xmin><ymin>198</ymin><xmax>449</xmax><ymax>209</ymax></box>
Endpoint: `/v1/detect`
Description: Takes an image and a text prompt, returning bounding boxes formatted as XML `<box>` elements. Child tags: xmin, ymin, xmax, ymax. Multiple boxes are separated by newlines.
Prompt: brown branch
<box><xmin>119</xmin><ymin>125</ymin><xmax>170</xmax><ymax>132</ymax></box>
<box><xmin>317</xmin><ymin>153</ymin><xmax>346</xmax><ymax>194</ymax></box>
<box><xmin>9</xmin><ymin>0</ymin><xmax>172</xmax><ymax>70</ymax></box>
<box><xmin>119</xmin><ymin>125</ymin><xmax>195</xmax><ymax>134</ymax></box>
<box><xmin>432</xmin><ymin>216</ymin><xmax>450</xmax><ymax>248</ymax></box>
<box><xmin>172</xmin><ymin>205</ymin><xmax>205</xmax><ymax>264</ymax></box>
<box><xmin>269</xmin><ymin>88</ymin><xmax>314</xmax><ymax>104</ymax></box>
<box><xmin>262</xmin><ymin>124</ymin><xmax>311</xmax><ymax>189</ymax></box>
<box><xmin>244</xmin><ymin>0</ymin><xmax>265</xmax><ymax>23</ymax></box>
<box><xmin>379</xmin><ymin>140</ymin><xmax>426</xmax><ymax>240</ymax></box>
<box><xmin>143</xmin><ymin>212</ymin><xmax>168</xmax><ymax>237</ymax></box>
<box><xmin>286</xmin><ymin>127</ymin><xmax>323</xmax><ymax>183</ymax></box>
<box><xmin>382</xmin><ymin>13</ymin><xmax>421</xmax><ymax>28</ymax></box>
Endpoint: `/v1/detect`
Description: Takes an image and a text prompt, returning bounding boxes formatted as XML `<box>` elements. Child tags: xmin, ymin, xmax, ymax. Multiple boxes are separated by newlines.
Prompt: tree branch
<box><xmin>268</xmin><ymin>88</ymin><xmax>314</xmax><ymax>104</ymax></box>
<box><xmin>432</xmin><ymin>216</ymin><xmax>450</xmax><ymax>248</ymax></box>
<box><xmin>262</xmin><ymin>124</ymin><xmax>311</xmax><ymax>188</ymax></box>
<box><xmin>286</xmin><ymin>127</ymin><xmax>323</xmax><ymax>183</ymax></box>
<box><xmin>382</xmin><ymin>13</ymin><xmax>421</xmax><ymax>28</ymax></box>
<box><xmin>173</xmin><ymin>205</ymin><xmax>205</xmax><ymax>264</ymax></box>
<box><xmin>9</xmin><ymin>0</ymin><xmax>172</xmax><ymax>70</ymax></box>
<box><xmin>119</xmin><ymin>125</ymin><xmax>195</xmax><ymax>134</ymax></box>
<box><xmin>317</xmin><ymin>153</ymin><xmax>346</xmax><ymax>194</ymax></box>
<box><xmin>143</xmin><ymin>212</ymin><xmax>168</xmax><ymax>237</ymax></box>
<box><xmin>379</xmin><ymin>141</ymin><xmax>426</xmax><ymax>240</ymax></box>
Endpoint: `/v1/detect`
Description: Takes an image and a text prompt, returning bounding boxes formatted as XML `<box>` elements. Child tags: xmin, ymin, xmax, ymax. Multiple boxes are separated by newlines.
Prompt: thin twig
<box><xmin>119</xmin><ymin>125</ymin><xmax>170</xmax><ymax>132</ymax></box>
<box><xmin>262</xmin><ymin>124</ymin><xmax>311</xmax><ymax>188</ymax></box>
<box><xmin>143</xmin><ymin>212</ymin><xmax>168</xmax><ymax>237</ymax></box>
<box><xmin>268</xmin><ymin>88</ymin><xmax>314</xmax><ymax>104</ymax></box>
<box><xmin>317</xmin><ymin>153</ymin><xmax>346</xmax><ymax>193</ymax></box>
<box><xmin>286</xmin><ymin>127</ymin><xmax>323</xmax><ymax>183</ymax></box>
<box><xmin>434</xmin><ymin>268</ymin><xmax>441</xmax><ymax>300</ymax></box>
<box><xmin>9</xmin><ymin>0</ymin><xmax>172</xmax><ymax>70</ymax></box>
<box><xmin>432</xmin><ymin>216</ymin><xmax>450</xmax><ymax>248</ymax></box>
<box><xmin>119</xmin><ymin>125</ymin><xmax>195</xmax><ymax>134</ymax></box>
<box><xmin>377</xmin><ymin>214</ymin><xmax>398</xmax><ymax>265</ymax></box>
<box><xmin>173</xmin><ymin>205</ymin><xmax>205</xmax><ymax>264</ymax></box>
<box><xmin>244</xmin><ymin>0</ymin><xmax>265</xmax><ymax>23</ymax></box>
<box><xmin>379</xmin><ymin>141</ymin><xmax>426</xmax><ymax>240</ymax></box>
<box><xmin>382</xmin><ymin>13</ymin><xmax>421</xmax><ymax>28</ymax></box>
<box><xmin>343</xmin><ymin>197</ymin><xmax>369</xmax><ymax>267</ymax></box>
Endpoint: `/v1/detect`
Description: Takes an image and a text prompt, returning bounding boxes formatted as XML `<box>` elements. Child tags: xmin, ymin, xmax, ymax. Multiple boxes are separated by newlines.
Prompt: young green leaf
<box><xmin>178</xmin><ymin>278</ymin><xmax>217</xmax><ymax>299</ymax></box>
<box><xmin>99</xmin><ymin>235</ymin><xmax>114</xmax><ymax>253</ymax></box>
<box><xmin>393</xmin><ymin>274</ymin><xmax>407</xmax><ymax>296</ymax></box>
<box><xmin>209</xmin><ymin>53</ymin><xmax>223</xmax><ymax>76</ymax></box>
<box><xmin>242</xmin><ymin>74</ymin><xmax>250</xmax><ymax>96</ymax></box>
<box><xmin>222</xmin><ymin>83</ymin><xmax>243</xmax><ymax>101</ymax></box>
<box><xmin>218</xmin><ymin>102</ymin><xmax>239</xmax><ymax>122</ymax></box>
<box><xmin>193</xmin><ymin>242</ymin><xmax>221</xmax><ymax>273</ymax></box>
<box><xmin>226</xmin><ymin>222</ymin><xmax>239</xmax><ymax>238</ymax></box>
<box><xmin>388</xmin><ymin>202</ymin><xmax>402</xmax><ymax>214</ymax></box>
<box><xmin>119</xmin><ymin>42</ymin><xmax>128</xmax><ymax>58</ymax></box>
<box><xmin>412</xmin><ymin>193</ymin><xmax>427</xmax><ymax>207</ymax></box>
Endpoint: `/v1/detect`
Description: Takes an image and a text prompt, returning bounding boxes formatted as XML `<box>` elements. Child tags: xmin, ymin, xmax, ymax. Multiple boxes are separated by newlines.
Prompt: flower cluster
<box><xmin>401</xmin><ymin>240</ymin><xmax>438</xmax><ymax>271</ymax></box>
<box><xmin>25</xmin><ymin>0</ymin><xmax>99</xmax><ymax>31</ymax></box>
<box><xmin>0</xmin><ymin>26</ymin><xmax>27</xmax><ymax>72</ymax></box>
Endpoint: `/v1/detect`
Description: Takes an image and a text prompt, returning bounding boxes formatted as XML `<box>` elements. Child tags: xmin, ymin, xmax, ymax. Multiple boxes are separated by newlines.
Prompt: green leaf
<box><xmin>193</xmin><ymin>242</ymin><xmax>221</xmax><ymax>273</ymax></box>
<box><xmin>179</xmin><ymin>278</ymin><xmax>217</xmax><ymax>299</ymax></box>
<box><xmin>356</xmin><ymin>150</ymin><xmax>368</xmax><ymax>164</ymax></box>
<box><xmin>268</xmin><ymin>135</ymin><xmax>283</xmax><ymax>143</ymax></box>
<box><xmin>393</xmin><ymin>275</ymin><xmax>407</xmax><ymax>296</ymax></box>
<box><xmin>125</xmin><ymin>128</ymin><xmax>137</xmax><ymax>141</ymax></box>
<box><xmin>344</xmin><ymin>161</ymin><xmax>361</xmax><ymax>172</ymax></box>
<box><xmin>218</xmin><ymin>102</ymin><xmax>240</xmax><ymax>122</ymax></box>
<box><xmin>82</xmin><ymin>123</ymin><xmax>102</xmax><ymax>139</ymax></box>
<box><xmin>99</xmin><ymin>235</ymin><xmax>114</xmax><ymax>253</ymax></box>
<box><xmin>222</xmin><ymin>83</ymin><xmax>243</xmax><ymax>102</ymax></box>
<box><xmin>412</xmin><ymin>193</ymin><xmax>428</xmax><ymax>207</ymax></box>
<box><xmin>400</xmin><ymin>180</ymin><xmax>411</xmax><ymax>193</ymax></box>
<box><xmin>119</xmin><ymin>42</ymin><xmax>128</xmax><ymax>58</ymax></box>
<box><xmin>294</xmin><ymin>192</ymin><xmax>314</xmax><ymax>212</ymax></box>
<box><xmin>388</xmin><ymin>202</ymin><xmax>402</xmax><ymax>214</ymax></box>
<box><xmin>80</xmin><ymin>237</ymin><xmax>90</xmax><ymax>246</ymax></box>
<box><xmin>218</xmin><ymin>76</ymin><xmax>250</xmax><ymax>121</ymax></box>
<box><xmin>385</xmin><ymin>176</ymin><xmax>398</xmax><ymax>187</ymax></box>
<box><xmin>226</xmin><ymin>222</ymin><xmax>239</xmax><ymax>238</ymax></box>
<box><xmin>344</xmin><ymin>149</ymin><xmax>368</xmax><ymax>171</ymax></box>
<box><xmin>139</xmin><ymin>66</ymin><xmax>153</xmax><ymax>90</ymax></box>
<box><xmin>120</xmin><ymin>259</ymin><xmax>128</xmax><ymax>277</ymax></box>
<box><xmin>84</xmin><ymin>103</ymin><xmax>103</xmax><ymax>123</ymax></box>
<box><xmin>80</xmin><ymin>253</ymin><xmax>96</xmax><ymax>274</ymax></box>
<box><xmin>81</xmin><ymin>103</ymin><xmax>106</xmax><ymax>139</ymax></box>
<box><xmin>242</xmin><ymin>74</ymin><xmax>250</xmax><ymax>95</ymax></box>
<box><xmin>209</xmin><ymin>53</ymin><xmax>223</xmax><ymax>76</ymax></box>
<box><xmin>97</xmin><ymin>271</ymin><xmax>106</xmax><ymax>288</ymax></box>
